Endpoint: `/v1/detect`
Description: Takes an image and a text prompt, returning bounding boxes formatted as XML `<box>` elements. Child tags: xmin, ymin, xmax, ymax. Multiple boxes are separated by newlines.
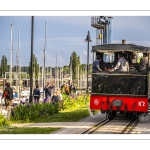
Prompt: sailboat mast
<box><xmin>56</xmin><ymin>51</ymin><xmax>58</xmax><ymax>89</ymax></box>
<box><xmin>18</xmin><ymin>27</ymin><xmax>21</xmax><ymax>98</ymax></box>
<box><xmin>43</xmin><ymin>21</ymin><xmax>47</xmax><ymax>98</ymax></box>
<box><xmin>9</xmin><ymin>24</ymin><xmax>13</xmax><ymax>85</ymax></box>
<box><xmin>62</xmin><ymin>51</ymin><xmax>63</xmax><ymax>86</ymax></box>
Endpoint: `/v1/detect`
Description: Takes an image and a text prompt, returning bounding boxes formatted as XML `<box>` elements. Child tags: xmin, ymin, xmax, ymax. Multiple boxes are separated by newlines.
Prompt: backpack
<box><xmin>33</xmin><ymin>88</ymin><xmax>40</xmax><ymax>97</ymax></box>
<box><xmin>4</xmin><ymin>87</ymin><xmax>13</xmax><ymax>100</ymax></box>
<box><xmin>4</xmin><ymin>90</ymin><xmax>8</xmax><ymax>98</ymax></box>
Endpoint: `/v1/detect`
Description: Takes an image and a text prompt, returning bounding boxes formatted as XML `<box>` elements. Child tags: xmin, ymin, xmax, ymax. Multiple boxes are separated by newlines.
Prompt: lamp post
<box><xmin>29</xmin><ymin>16</ymin><xmax>34</xmax><ymax>103</ymax></box>
<box><xmin>85</xmin><ymin>31</ymin><xmax>92</xmax><ymax>93</ymax></box>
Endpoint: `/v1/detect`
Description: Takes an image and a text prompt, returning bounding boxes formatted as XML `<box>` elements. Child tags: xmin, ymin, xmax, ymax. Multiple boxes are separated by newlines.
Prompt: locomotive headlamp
<box><xmin>94</xmin><ymin>99</ymin><xmax>99</xmax><ymax>105</ymax></box>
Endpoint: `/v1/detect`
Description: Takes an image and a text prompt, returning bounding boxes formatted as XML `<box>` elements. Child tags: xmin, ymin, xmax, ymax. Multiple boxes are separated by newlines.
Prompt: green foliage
<box><xmin>69</xmin><ymin>51</ymin><xmax>80</xmax><ymax>80</ymax></box>
<box><xmin>63</xmin><ymin>93</ymin><xmax>90</xmax><ymax>109</ymax></box>
<box><xmin>63</xmin><ymin>65</ymin><xmax>69</xmax><ymax>75</ymax></box>
<box><xmin>0</xmin><ymin>127</ymin><xmax>60</xmax><ymax>134</ymax></box>
<box><xmin>138</xmin><ymin>56</ymin><xmax>142</xmax><ymax>63</ymax></box>
<box><xmin>0</xmin><ymin>55</ymin><xmax>8</xmax><ymax>77</ymax></box>
<box><xmin>10</xmin><ymin>102</ymin><xmax>59</xmax><ymax>122</ymax></box>
<box><xmin>10</xmin><ymin>93</ymin><xmax>90</xmax><ymax>123</ymax></box>
<box><xmin>35</xmin><ymin>106</ymin><xmax>90</xmax><ymax>122</ymax></box>
<box><xmin>0</xmin><ymin>114</ymin><xmax>10</xmax><ymax>127</ymax></box>
<box><xmin>21</xmin><ymin>66</ymin><xmax>30</xmax><ymax>74</ymax></box>
<box><xmin>28</xmin><ymin>54</ymin><xmax>39</xmax><ymax>79</ymax></box>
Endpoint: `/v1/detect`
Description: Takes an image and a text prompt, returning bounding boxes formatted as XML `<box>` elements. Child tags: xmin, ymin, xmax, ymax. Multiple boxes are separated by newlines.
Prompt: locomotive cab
<box><xmin>90</xmin><ymin>43</ymin><xmax>150</xmax><ymax>120</ymax></box>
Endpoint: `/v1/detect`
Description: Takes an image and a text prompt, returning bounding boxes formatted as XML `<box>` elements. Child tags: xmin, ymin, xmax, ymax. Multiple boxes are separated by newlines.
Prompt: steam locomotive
<box><xmin>90</xmin><ymin>42</ymin><xmax>150</xmax><ymax>120</ymax></box>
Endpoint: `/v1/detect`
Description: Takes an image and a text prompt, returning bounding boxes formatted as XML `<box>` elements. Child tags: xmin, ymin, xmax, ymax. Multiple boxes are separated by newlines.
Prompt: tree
<box><xmin>29</xmin><ymin>54</ymin><xmax>39</xmax><ymax>79</ymax></box>
<box><xmin>69</xmin><ymin>51</ymin><xmax>80</xmax><ymax>80</ymax></box>
<box><xmin>0</xmin><ymin>55</ymin><xmax>8</xmax><ymax>78</ymax></box>
<box><xmin>63</xmin><ymin>65</ymin><xmax>69</xmax><ymax>75</ymax></box>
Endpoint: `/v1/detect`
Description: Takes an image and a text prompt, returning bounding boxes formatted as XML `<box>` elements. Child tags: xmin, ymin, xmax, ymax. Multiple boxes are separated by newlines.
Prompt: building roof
<box><xmin>91</xmin><ymin>44</ymin><xmax>150</xmax><ymax>53</ymax></box>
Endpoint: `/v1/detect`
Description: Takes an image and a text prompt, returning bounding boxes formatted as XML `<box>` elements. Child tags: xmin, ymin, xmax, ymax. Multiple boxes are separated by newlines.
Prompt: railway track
<box><xmin>120</xmin><ymin>119</ymin><xmax>139</xmax><ymax>134</ymax></box>
<box><xmin>81</xmin><ymin>118</ymin><xmax>114</xmax><ymax>134</ymax></box>
<box><xmin>81</xmin><ymin>115</ymin><xmax>139</xmax><ymax>134</ymax></box>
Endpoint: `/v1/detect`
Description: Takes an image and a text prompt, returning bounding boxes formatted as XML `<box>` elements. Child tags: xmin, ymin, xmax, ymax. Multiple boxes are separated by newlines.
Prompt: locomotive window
<box><xmin>103</xmin><ymin>53</ymin><xmax>115</xmax><ymax>63</ymax></box>
<box><xmin>137</xmin><ymin>53</ymin><xmax>143</xmax><ymax>63</ymax></box>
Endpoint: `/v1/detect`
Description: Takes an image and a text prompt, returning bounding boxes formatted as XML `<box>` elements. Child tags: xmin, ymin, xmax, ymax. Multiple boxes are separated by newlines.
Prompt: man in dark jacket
<box><xmin>1</xmin><ymin>82</ymin><xmax>13</xmax><ymax>111</ymax></box>
<box><xmin>92</xmin><ymin>55</ymin><xmax>102</xmax><ymax>72</ymax></box>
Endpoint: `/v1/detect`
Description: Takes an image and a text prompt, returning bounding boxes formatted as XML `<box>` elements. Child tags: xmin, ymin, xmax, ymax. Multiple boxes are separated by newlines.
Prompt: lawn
<box><xmin>1</xmin><ymin>105</ymin><xmax>91</xmax><ymax>134</ymax></box>
<box><xmin>0</xmin><ymin>127</ymin><xmax>60</xmax><ymax>134</ymax></box>
<box><xmin>34</xmin><ymin>105</ymin><xmax>90</xmax><ymax>122</ymax></box>
<box><xmin>0</xmin><ymin>94</ymin><xmax>93</xmax><ymax>134</ymax></box>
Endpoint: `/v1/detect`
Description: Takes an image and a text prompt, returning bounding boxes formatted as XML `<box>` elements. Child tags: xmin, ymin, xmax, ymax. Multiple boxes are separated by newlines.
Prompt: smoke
<box><xmin>138</xmin><ymin>113</ymin><xmax>150</xmax><ymax>122</ymax></box>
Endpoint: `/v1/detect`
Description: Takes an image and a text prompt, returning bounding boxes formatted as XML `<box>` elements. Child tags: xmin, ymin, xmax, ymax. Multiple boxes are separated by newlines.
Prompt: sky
<box><xmin>0</xmin><ymin>16</ymin><xmax>150</xmax><ymax>68</ymax></box>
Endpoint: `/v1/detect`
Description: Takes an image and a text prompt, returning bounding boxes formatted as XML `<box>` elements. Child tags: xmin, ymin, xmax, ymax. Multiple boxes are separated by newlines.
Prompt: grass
<box><xmin>2</xmin><ymin>105</ymin><xmax>91</xmax><ymax>134</ymax></box>
<box><xmin>0</xmin><ymin>127</ymin><xmax>61</xmax><ymax>134</ymax></box>
<box><xmin>1</xmin><ymin>106</ymin><xmax>101</xmax><ymax>134</ymax></box>
<box><xmin>34</xmin><ymin>105</ymin><xmax>90</xmax><ymax>122</ymax></box>
<box><xmin>10</xmin><ymin>105</ymin><xmax>91</xmax><ymax>123</ymax></box>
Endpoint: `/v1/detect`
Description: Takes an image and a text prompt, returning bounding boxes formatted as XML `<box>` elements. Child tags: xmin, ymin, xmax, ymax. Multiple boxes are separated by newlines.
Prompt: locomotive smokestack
<box><xmin>122</xmin><ymin>39</ymin><xmax>126</xmax><ymax>44</ymax></box>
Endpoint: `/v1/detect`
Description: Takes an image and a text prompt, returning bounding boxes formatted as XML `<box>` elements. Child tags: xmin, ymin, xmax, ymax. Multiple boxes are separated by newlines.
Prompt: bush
<box><xmin>0</xmin><ymin>114</ymin><xmax>10</xmax><ymax>127</ymax></box>
<box><xmin>63</xmin><ymin>93</ymin><xmax>90</xmax><ymax>109</ymax></box>
<box><xmin>10</xmin><ymin>92</ymin><xmax>90</xmax><ymax>122</ymax></box>
<box><xmin>10</xmin><ymin>102</ymin><xmax>59</xmax><ymax>122</ymax></box>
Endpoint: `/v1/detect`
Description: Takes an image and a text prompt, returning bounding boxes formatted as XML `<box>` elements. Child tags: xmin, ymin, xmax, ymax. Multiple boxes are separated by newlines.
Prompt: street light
<box><xmin>29</xmin><ymin>16</ymin><xmax>34</xmax><ymax>103</ymax></box>
<box><xmin>85</xmin><ymin>31</ymin><xmax>92</xmax><ymax>93</ymax></box>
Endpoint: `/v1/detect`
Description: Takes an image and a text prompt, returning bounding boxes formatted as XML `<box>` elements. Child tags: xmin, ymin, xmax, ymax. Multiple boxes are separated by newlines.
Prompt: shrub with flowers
<box><xmin>10</xmin><ymin>91</ymin><xmax>90</xmax><ymax>122</ymax></box>
<box><xmin>10</xmin><ymin>101</ymin><xmax>59</xmax><ymax>122</ymax></box>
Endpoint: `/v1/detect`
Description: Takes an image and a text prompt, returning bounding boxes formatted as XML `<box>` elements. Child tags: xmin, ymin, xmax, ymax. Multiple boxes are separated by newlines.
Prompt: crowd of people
<box><xmin>1</xmin><ymin>80</ymin><xmax>77</xmax><ymax>111</ymax></box>
<box><xmin>92</xmin><ymin>52</ymin><xmax>150</xmax><ymax>73</ymax></box>
<box><xmin>32</xmin><ymin>81</ymin><xmax>76</xmax><ymax>104</ymax></box>
<box><xmin>60</xmin><ymin>82</ymin><xmax>76</xmax><ymax>95</ymax></box>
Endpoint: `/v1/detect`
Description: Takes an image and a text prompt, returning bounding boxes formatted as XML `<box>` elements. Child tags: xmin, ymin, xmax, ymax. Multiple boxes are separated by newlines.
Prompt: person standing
<box><xmin>64</xmin><ymin>84</ymin><xmax>70</xmax><ymax>95</ymax></box>
<box><xmin>109</xmin><ymin>53</ymin><xmax>129</xmax><ymax>72</ymax></box>
<box><xmin>51</xmin><ymin>90</ymin><xmax>61</xmax><ymax>103</ymax></box>
<box><xmin>138</xmin><ymin>53</ymin><xmax>150</xmax><ymax>72</ymax></box>
<box><xmin>44</xmin><ymin>82</ymin><xmax>54</xmax><ymax>100</ymax></box>
<box><xmin>56</xmin><ymin>89</ymin><xmax>62</xmax><ymax>100</ymax></box>
<box><xmin>1</xmin><ymin>82</ymin><xmax>13</xmax><ymax>111</ymax></box>
<box><xmin>92</xmin><ymin>55</ymin><xmax>102</xmax><ymax>72</ymax></box>
<box><xmin>69</xmin><ymin>83</ymin><xmax>73</xmax><ymax>93</ymax></box>
<box><xmin>70</xmin><ymin>83</ymin><xmax>76</xmax><ymax>93</ymax></box>
<box><xmin>33</xmin><ymin>84</ymin><xmax>41</xmax><ymax>103</ymax></box>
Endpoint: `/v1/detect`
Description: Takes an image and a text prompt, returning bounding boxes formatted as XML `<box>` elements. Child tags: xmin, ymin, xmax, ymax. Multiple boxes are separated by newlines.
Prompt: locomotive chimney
<box><xmin>122</xmin><ymin>39</ymin><xmax>126</xmax><ymax>44</ymax></box>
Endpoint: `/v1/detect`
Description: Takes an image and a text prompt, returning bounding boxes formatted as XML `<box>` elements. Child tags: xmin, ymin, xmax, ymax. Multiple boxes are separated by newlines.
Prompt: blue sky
<box><xmin>0</xmin><ymin>16</ymin><xmax>150</xmax><ymax>67</ymax></box>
